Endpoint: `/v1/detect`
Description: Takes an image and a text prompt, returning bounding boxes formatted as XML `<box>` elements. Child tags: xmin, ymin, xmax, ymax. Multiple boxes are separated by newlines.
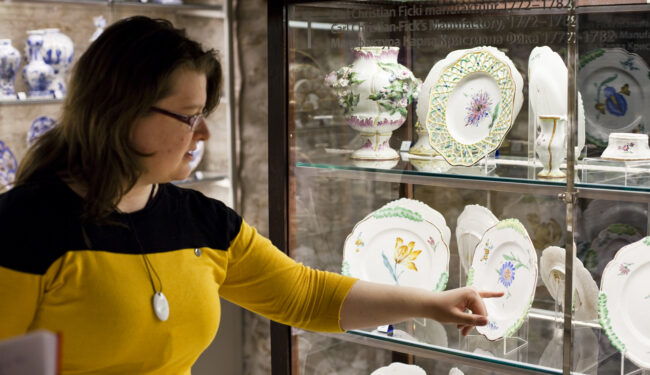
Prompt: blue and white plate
<box><xmin>0</xmin><ymin>140</ymin><xmax>18</xmax><ymax>190</ymax></box>
<box><xmin>27</xmin><ymin>116</ymin><xmax>58</xmax><ymax>147</ymax></box>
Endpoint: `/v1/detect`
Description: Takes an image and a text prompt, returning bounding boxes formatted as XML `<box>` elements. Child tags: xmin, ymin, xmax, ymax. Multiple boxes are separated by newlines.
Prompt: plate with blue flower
<box><xmin>578</xmin><ymin>48</ymin><xmax>650</xmax><ymax>148</ymax></box>
<box><xmin>467</xmin><ymin>218</ymin><xmax>538</xmax><ymax>340</ymax></box>
<box><xmin>0</xmin><ymin>140</ymin><xmax>18</xmax><ymax>190</ymax></box>
<box><xmin>27</xmin><ymin>116</ymin><xmax>58</xmax><ymax>147</ymax></box>
<box><xmin>342</xmin><ymin>205</ymin><xmax>450</xmax><ymax>292</ymax></box>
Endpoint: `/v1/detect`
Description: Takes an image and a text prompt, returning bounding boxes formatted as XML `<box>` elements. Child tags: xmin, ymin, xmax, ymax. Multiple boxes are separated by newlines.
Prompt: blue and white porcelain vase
<box><xmin>40</xmin><ymin>28</ymin><xmax>74</xmax><ymax>96</ymax></box>
<box><xmin>0</xmin><ymin>39</ymin><xmax>21</xmax><ymax>100</ymax></box>
<box><xmin>23</xmin><ymin>31</ymin><xmax>54</xmax><ymax>98</ymax></box>
<box><xmin>154</xmin><ymin>0</ymin><xmax>183</xmax><ymax>4</ymax></box>
<box><xmin>325</xmin><ymin>47</ymin><xmax>420</xmax><ymax>160</ymax></box>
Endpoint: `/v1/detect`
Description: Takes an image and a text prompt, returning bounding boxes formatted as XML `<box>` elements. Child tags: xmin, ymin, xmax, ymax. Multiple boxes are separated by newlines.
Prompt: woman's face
<box><xmin>130</xmin><ymin>68</ymin><xmax>210</xmax><ymax>183</ymax></box>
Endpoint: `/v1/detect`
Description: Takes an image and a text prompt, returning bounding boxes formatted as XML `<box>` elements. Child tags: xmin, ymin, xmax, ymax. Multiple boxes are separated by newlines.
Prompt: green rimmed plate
<box><xmin>425</xmin><ymin>47</ymin><xmax>523</xmax><ymax>166</ymax></box>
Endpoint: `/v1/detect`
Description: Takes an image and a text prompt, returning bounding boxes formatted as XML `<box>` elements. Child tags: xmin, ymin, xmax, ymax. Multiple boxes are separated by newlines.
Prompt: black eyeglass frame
<box><xmin>150</xmin><ymin>106</ymin><xmax>204</xmax><ymax>130</ymax></box>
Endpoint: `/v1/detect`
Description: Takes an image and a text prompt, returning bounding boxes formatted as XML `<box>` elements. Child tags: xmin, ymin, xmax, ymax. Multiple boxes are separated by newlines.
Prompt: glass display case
<box><xmin>0</xmin><ymin>0</ymin><xmax>236</xmax><ymax>206</ymax></box>
<box><xmin>268</xmin><ymin>1</ymin><xmax>650</xmax><ymax>374</ymax></box>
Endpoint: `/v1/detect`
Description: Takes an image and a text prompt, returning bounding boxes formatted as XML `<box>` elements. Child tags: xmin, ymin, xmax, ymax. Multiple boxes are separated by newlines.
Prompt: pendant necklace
<box><xmin>126</xmin><ymin>184</ymin><xmax>170</xmax><ymax>322</ymax></box>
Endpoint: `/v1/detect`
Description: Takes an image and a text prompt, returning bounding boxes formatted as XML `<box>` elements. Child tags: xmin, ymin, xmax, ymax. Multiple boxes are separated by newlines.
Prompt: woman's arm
<box><xmin>340</xmin><ymin>280</ymin><xmax>502</xmax><ymax>336</ymax></box>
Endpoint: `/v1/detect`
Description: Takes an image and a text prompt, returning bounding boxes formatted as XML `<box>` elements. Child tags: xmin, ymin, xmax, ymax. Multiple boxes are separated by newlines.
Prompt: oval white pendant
<box><xmin>152</xmin><ymin>292</ymin><xmax>170</xmax><ymax>321</ymax></box>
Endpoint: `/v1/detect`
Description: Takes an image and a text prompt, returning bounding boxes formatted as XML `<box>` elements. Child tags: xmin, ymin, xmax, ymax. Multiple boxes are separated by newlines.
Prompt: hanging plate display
<box><xmin>599</xmin><ymin>236</ymin><xmax>650</xmax><ymax>369</ymax></box>
<box><xmin>467</xmin><ymin>218</ymin><xmax>537</xmax><ymax>340</ymax></box>
<box><xmin>342</xmin><ymin>205</ymin><xmax>449</xmax><ymax>292</ymax></box>
<box><xmin>578</xmin><ymin>48</ymin><xmax>650</xmax><ymax>148</ymax></box>
<box><xmin>425</xmin><ymin>46</ymin><xmax>523</xmax><ymax>166</ymax></box>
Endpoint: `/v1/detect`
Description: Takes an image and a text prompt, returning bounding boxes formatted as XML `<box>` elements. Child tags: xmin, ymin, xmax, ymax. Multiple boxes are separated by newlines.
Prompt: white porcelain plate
<box><xmin>342</xmin><ymin>206</ymin><xmax>449</xmax><ymax>292</ymax></box>
<box><xmin>468</xmin><ymin>218</ymin><xmax>538</xmax><ymax>340</ymax></box>
<box><xmin>455</xmin><ymin>204</ymin><xmax>499</xmax><ymax>273</ymax></box>
<box><xmin>426</xmin><ymin>47</ymin><xmax>523</xmax><ymax>166</ymax></box>
<box><xmin>578</xmin><ymin>48</ymin><xmax>650</xmax><ymax>148</ymax></box>
<box><xmin>599</xmin><ymin>236</ymin><xmax>650</xmax><ymax>369</ymax></box>
<box><xmin>381</xmin><ymin>198</ymin><xmax>451</xmax><ymax>249</ymax></box>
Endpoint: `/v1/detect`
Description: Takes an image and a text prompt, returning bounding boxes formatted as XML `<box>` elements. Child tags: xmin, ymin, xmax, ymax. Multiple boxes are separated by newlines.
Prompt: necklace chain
<box><xmin>126</xmin><ymin>184</ymin><xmax>163</xmax><ymax>294</ymax></box>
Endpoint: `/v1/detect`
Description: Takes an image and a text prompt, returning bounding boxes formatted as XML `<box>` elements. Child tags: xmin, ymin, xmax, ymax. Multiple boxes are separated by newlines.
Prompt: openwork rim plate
<box><xmin>426</xmin><ymin>50</ymin><xmax>517</xmax><ymax>166</ymax></box>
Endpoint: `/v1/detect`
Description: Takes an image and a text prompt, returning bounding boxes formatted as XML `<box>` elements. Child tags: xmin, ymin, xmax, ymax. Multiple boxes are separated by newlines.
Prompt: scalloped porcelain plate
<box><xmin>599</xmin><ymin>236</ymin><xmax>650</xmax><ymax>369</ymax></box>
<box><xmin>425</xmin><ymin>46</ymin><xmax>523</xmax><ymax>166</ymax></box>
<box><xmin>467</xmin><ymin>219</ymin><xmax>538</xmax><ymax>340</ymax></box>
<box><xmin>578</xmin><ymin>48</ymin><xmax>650</xmax><ymax>148</ymax></box>
<box><xmin>342</xmin><ymin>206</ymin><xmax>449</xmax><ymax>292</ymax></box>
<box><xmin>381</xmin><ymin>198</ymin><xmax>451</xmax><ymax>248</ymax></box>
<box><xmin>455</xmin><ymin>204</ymin><xmax>499</xmax><ymax>273</ymax></box>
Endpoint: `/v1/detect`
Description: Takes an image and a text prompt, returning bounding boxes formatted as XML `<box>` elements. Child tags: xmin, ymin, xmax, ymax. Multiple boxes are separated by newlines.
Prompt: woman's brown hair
<box><xmin>15</xmin><ymin>16</ymin><xmax>222</xmax><ymax>223</ymax></box>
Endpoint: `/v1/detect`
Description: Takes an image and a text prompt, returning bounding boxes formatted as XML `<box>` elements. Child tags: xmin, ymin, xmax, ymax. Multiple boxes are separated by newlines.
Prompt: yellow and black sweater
<box><xmin>0</xmin><ymin>179</ymin><xmax>357</xmax><ymax>374</ymax></box>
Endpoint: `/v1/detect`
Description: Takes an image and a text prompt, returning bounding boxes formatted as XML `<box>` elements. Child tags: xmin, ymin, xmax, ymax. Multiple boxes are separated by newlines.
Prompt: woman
<box><xmin>0</xmin><ymin>16</ymin><xmax>500</xmax><ymax>374</ymax></box>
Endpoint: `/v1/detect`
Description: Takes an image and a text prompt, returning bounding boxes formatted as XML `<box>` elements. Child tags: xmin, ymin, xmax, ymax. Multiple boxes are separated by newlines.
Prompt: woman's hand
<box><xmin>340</xmin><ymin>280</ymin><xmax>503</xmax><ymax>335</ymax></box>
<box><xmin>428</xmin><ymin>287</ymin><xmax>503</xmax><ymax>336</ymax></box>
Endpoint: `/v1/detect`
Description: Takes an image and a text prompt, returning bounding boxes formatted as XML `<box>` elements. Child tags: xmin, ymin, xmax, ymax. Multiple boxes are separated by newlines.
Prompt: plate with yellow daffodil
<box><xmin>467</xmin><ymin>218</ymin><xmax>537</xmax><ymax>340</ymax></box>
<box><xmin>342</xmin><ymin>205</ymin><xmax>449</xmax><ymax>292</ymax></box>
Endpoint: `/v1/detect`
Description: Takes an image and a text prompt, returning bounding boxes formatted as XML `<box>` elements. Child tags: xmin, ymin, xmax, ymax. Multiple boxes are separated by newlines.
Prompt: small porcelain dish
<box><xmin>601</xmin><ymin>133</ymin><xmax>650</xmax><ymax>161</ymax></box>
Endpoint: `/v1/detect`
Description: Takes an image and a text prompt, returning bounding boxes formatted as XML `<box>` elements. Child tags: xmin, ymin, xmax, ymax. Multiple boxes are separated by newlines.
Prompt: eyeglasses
<box><xmin>150</xmin><ymin>106</ymin><xmax>204</xmax><ymax>131</ymax></box>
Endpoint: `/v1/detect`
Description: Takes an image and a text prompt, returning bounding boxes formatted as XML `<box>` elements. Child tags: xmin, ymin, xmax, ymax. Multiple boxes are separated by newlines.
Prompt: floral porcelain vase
<box><xmin>536</xmin><ymin>115</ymin><xmax>566</xmax><ymax>178</ymax></box>
<box><xmin>325</xmin><ymin>46</ymin><xmax>421</xmax><ymax>160</ymax></box>
<box><xmin>40</xmin><ymin>28</ymin><xmax>74</xmax><ymax>96</ymax></box>
<box><xmin>23</xmin><ymin>30</ymin><xmax>54</xmax><ymax>98</ymax></box>
<box><xmin>0</xmin><ymin>39</ymin><xmax>21</xmax><ymax>99</ymax></box>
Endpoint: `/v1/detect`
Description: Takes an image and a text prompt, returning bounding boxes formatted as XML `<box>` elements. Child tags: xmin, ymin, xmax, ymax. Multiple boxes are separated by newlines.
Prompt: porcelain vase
<box><xmin>23</xmin><ymin>31</ymin><xmax>54</xmax><ymax>98</ymax></box>
<box><xmin>536</xmin><ymin>115</ymin><xmax>566</xmax><ymax>178</ymax></box>
<box><xmin>40</xmin><ymin>28</ymin><xmax>74</xmax><ymax>96</ymax></box>
<box><xmin>0</xmin><ymin>39</ymin><xmax>21</xmax><ymax>99</ymax></box>
<box><xmin>325</xmin><ymin>46</ymin><xmax>420</xmax><ymax>160</ymax></box>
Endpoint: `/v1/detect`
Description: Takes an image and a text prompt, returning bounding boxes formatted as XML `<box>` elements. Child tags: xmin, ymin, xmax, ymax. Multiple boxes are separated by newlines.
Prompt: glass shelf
<box><xmin>0</xmin><ymin>98</ymin><xmax>64</xmax><ymax>106</ymax></box>
<box><xmin>294</xmin><ymin>152</ymin><xmax>650</xmax><ymax>201</ymax></box>
<box><xmin>306</xmin><ymin>305</ymin><xmax>607</xmax><ymax>375</ymax></box>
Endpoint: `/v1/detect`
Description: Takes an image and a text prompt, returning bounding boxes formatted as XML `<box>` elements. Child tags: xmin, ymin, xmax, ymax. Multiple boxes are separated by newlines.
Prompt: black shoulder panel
<box><xmin>0</xmin><ymin>181</ymin><xmax>242</xmax><ymax>275</ymax></box>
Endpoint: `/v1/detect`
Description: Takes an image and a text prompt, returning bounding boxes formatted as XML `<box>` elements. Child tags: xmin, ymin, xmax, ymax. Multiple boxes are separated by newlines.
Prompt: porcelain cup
<box><xmin>601</xmin><ymin>132</ymin><xmax>650</xmax><ymax>161</ymax></box>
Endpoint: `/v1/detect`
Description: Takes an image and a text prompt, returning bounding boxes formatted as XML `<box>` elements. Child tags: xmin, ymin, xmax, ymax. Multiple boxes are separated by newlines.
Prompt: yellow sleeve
<box><xmin>0</xmin><ymin>266</ymin><xmax>42</xmax><ymax>339</ymax></box>
<box><xmin>219</xmin><ymin>220</ymin><xmax>358</xmax><ymax>332</ymax></box>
